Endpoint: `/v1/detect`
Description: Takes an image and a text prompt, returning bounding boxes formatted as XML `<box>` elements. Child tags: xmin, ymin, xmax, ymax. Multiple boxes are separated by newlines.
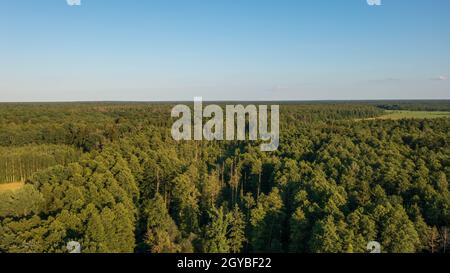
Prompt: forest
<box><xmin>0</xmin><ymin>101</ymin><xmax>449</xmax><ymax>253</ymax></box>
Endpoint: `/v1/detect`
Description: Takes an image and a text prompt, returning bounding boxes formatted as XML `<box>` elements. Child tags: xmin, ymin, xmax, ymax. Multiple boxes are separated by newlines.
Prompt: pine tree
<box><xmin>144</xmin><ymin>194</ymin><xmax>182</xmax><ymax>253</ymax></box>
<box><xmin>309</xmin><ymin>216</ymin><xmax>342</xmax><ymax>253</ymax></box>
<box><xmin>379</xmin><ymin>204</ymin><xmax>420</xmax><ymax>253</ymax></box>
<box><xmin>202</xmin><ymin>206</ymin><xmax>230</xmax><ymax>253</ymax></box>
<box><xmin>228</xmin><ymin>206</ymin><xmax>246</xmax><ymax>253</ymax></box>
<box><xmin>83</xmin><ymin>204</ymin><xmax>108</xmax><ymax>253</ymax></box>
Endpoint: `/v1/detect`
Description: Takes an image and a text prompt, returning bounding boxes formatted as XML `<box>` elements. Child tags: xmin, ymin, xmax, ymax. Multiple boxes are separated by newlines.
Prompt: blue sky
<box><xmin>0</xmin><ymin>0</ymin><xmax>449</xmax><ymax>101</ymax></box>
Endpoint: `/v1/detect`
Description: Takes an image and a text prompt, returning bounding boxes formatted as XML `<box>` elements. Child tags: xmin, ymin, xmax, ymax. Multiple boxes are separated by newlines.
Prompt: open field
<box><xmin>0</xmin><ymin>182</ymin><xmax>24</xmax><ymax>193</ymax></box>
<box><xmin>362</xmin><ymin>110</ymin><xmax>450</xmax><ymax>121</ymax></box>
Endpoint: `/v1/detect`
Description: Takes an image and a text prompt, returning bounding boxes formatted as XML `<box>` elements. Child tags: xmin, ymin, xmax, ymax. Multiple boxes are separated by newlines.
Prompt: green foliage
<box><xmin>144</xmin><ymin>194</ymin><xmax>186</xmax><ymax>253</ymax></box>
<box><xmin>228</xmin><ymin>206</ymin><xmax>246</xmax><ymax>253</ymax></box>
<box><xmin>375</xmin><ymin>204</ymin><xmax>420</xmax><ymax>253</ymax></box>
<box><xmin>0</xmin><ymin>184</ymin><xmax>44</xmax><ymax>218</ymax></box>
<box><xmin>0</xmin><ymin>144</ymin><xmax>80</xmax><ymax>183</ymax></box>
<box><xmin>0</xmin><ymin>102</ymin><xmax>449</xmax><ymax>253</ymax></box>
<box><xmin>202</xmin><ymin>206</ymin><xmax>231</xmax><ymax>253</ymax></box>
<box><xmin>202</xmin><ymin>205</ymin><xmax>246</xmax><ymax>253</ymax></box>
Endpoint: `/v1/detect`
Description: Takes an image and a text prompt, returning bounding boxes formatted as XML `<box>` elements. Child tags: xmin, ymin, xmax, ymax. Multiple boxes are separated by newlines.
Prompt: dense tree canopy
<box><xmin>0</xmin><ymin>102</ymin><xmax>449</xmax><ymax>253</ymax></box>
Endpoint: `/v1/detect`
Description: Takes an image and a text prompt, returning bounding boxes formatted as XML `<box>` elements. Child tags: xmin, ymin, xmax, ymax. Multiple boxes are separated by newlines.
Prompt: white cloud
<box><xmin>367</xmin><ymin>0</ymin><xmax>382</xmax><ymax>6</ymax></box>
<box><xmin>66</xmin><ymin>0</ymin><xmax>81</xmax><ymax>6</ymax></box>
<box><xmin>431</xmin><ymin>75</ymin><xmax>448</xmax><ymax>81</ymax></box>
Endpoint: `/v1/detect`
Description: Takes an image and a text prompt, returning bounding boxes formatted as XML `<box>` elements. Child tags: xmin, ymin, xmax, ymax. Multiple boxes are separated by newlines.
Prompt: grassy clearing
<box><xmin>0</xmin><ymin>182</ymin><xmax>24</xmax><ymax>193</ymax></box>
<box><xmin>361</xmin><ymin>110</ymin><xmax>450</xmax><ymax>121</ymax></box>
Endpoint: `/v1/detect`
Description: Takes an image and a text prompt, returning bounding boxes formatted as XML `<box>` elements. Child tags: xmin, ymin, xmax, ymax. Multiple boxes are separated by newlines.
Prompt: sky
<box><xmin>0</xmin><ymin>0</ymin><xmax>449</xmax><ymax>102</ymax></box>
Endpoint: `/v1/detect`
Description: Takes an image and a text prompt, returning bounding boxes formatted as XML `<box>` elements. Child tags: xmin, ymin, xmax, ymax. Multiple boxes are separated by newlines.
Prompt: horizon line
<box><xmin>1</xmin><ymin>98</ymin><xmax>450</xmax><ymax>104</ymax></box>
